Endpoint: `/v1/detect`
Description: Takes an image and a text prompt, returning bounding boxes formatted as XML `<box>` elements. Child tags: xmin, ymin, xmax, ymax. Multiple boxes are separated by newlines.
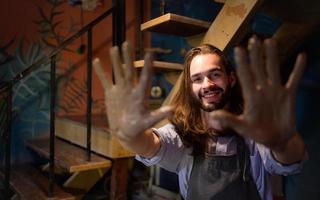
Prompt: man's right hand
<box><xmin>93</xmin><ymin>42</ymin><xmax>173</xmax><ymax>142</ymax></box>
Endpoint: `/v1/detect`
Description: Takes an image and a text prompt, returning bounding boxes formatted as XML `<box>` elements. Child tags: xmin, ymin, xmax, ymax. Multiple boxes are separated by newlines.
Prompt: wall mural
<box><xmin>0</xmin><ymin>0</ymin><xmax>106</xmax><ymax>162</ymax></box>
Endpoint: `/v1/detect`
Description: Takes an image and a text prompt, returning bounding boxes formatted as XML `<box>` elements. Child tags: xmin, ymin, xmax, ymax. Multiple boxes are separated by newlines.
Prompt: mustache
<box><xmin>200</xmin><ymin>86</ymin><xmax>224</xmax><ymax>96</ymax></box>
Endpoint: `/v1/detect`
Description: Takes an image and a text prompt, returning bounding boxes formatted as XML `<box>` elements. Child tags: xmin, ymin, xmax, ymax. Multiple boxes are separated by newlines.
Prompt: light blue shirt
<box><xmin>136</xmin><ymin>124</ymin><xmax>306</xmax><ymax>200</ymax></box>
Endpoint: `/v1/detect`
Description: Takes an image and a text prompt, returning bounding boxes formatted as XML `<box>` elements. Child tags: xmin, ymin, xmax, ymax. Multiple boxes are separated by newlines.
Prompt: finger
<box><xmin>93</xmin><ymin>58</ymin><xmax>112</xmax><ymax>90</ymax></box>
<box><xmin>122</xmin><ymin>41</ymin><xmax>137</xmax><ymax>83</ymax></box>
<box><xmin>141</xmin><ymin>106</ymin><xmax>174</xmax><ymax>129</ymax></box>
<box><xmin>210</xmin><ymin>110</ymin><xmax>249</xmax><ymax>138</ymax></box>
<box><xmin>286</xmin><ymin>53</ymin><xmax>307</xmax><ymax>92</ymax></box>
<box><xmin>137</xmin><ymin>52</ymin><xmax>154</xmax><ymax>102</ymax></box>
<box><xmin>248</xmin><ymin>36</ymin><xmax>267</xmax><ymax>87</ymax></box>
<box><xmin>234</xmin><ymin>46</ymin><xmax>255</xmax><ymax>98</ymax></box>
<box><xmin>264</xmin><ymin>39</ymin><xmax>281</xmax><ymax>86</ymax></box>
<box><xmin>109</xmin><ymin>46</ymin><xmax>124</xmax><ymax>85</ymax></box>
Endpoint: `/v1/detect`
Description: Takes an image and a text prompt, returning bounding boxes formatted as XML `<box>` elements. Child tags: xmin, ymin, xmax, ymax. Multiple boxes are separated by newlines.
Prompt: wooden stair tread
<box><xmin>59</xmin><ymin>114</ymin><xmax>108</xmax><ymax>130</ymax></box>
<box><xmin>134</xmin><ymin>60</ymin><xmax>183</xmax><ymax>71</ymax></box>
<box><xmin>141</xmin><ymin>13</ymin><xmax>210</xmax><ymax>37</ymax></box>
<box><xmin>1</xmin><ymin>165</ymin><xmax>75</xmax><ymax>200</ymax></box>
<box><xmin>55</xmin><ymin>114</ymin><xmax>134</xmax><ymax>158</ymax></box>
<box><xmin>25</xmin><ymin>136</ymin><xmax>112</xmax><ymax>173</ymax></box>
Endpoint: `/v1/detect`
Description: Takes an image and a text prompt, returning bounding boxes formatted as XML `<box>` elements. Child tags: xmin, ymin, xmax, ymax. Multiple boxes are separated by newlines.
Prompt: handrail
<box><xmin>0</xmin><ymin>2</ymin><xmax>125</xmax><ymax>198</ymax></box>
<box><xmin>11</xmin><ymin>6</ymin><xmax>114</xmax><ymax>85</ymax></box>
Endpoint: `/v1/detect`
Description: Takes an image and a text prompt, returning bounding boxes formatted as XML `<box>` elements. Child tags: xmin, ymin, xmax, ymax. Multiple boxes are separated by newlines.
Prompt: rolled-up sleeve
<box><xmin>256</xmin><ymin>143</ymin><xmax>308</xmax><ymax>176</ymax></box>
<box><xmin>135</xmin><ymin>124</ymin><xmax>189</xmax><ymax>173</ymax></box>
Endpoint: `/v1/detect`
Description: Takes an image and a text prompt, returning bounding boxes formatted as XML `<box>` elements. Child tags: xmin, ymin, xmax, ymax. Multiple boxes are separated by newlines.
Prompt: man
<box><xmin>93</xmin><ymin>36</ymin><xmax>307</xmax><ymax>200</ymax></box>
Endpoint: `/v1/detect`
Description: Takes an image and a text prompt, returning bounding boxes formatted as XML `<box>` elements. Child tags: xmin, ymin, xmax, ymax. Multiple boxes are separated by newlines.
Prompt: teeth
<box><xmin>204</xmin><ymin>93</ymin><xmax>216</xmax><ymax>97</ymax></box>
<box><xmin>203</xmin><ymin>90</ymin><xmax>220</xmax><ymax>97</ymax></box>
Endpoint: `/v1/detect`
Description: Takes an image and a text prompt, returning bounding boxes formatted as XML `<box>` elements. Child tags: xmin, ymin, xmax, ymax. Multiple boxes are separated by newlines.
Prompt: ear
<box><xmin>229</xmin><ymin>71</ymin><xmax>236</xmax><ymax>88</ymax></box>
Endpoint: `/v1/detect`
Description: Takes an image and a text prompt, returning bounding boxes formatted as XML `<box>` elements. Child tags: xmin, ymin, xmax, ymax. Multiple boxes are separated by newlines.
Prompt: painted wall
<box><xmin>0</xmin><ymin>0</ymin><xmax>147</xmax><ymax>162</ymax></box>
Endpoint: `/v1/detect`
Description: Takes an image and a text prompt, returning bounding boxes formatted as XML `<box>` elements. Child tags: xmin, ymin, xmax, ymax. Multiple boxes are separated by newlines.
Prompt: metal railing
<box><xmin>0</xmin><ymin>0</ymin><xmax>126</xmax><ymax>198</ymax></box>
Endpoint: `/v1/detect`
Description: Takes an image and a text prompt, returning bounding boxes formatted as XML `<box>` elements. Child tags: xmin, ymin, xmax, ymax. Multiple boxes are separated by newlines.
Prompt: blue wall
<box><xmin>150</xmin><ymin>1</ymin><xmax>320</xmax><ymax>199</ymax></box>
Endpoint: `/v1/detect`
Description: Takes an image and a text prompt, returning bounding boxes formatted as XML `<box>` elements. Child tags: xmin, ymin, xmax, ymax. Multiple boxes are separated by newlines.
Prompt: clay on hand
<box><xmin>93</xmin><ymin>42</ymin><xmax>173</xmax><ymax>141</ymax></box>
<box><xmin>209</xmin><ymin>37</ymin><xmax>307</xmax><ymax>149</ymax></box>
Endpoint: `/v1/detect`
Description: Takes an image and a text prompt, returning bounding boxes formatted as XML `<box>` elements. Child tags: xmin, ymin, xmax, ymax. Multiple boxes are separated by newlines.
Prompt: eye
<box><xmin>191</xmin><ymin>76</ymin><xmax>202</xmax><ymax>83</ymax></box>
<box><xmin>208</xmin><ymin>71</ymin><xmax>222</xmax><ymax>80</ymax></box>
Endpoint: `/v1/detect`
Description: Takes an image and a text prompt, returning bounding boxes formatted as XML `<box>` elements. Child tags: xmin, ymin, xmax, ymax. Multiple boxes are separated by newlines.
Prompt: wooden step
<box><xmin>55</xmin><ymin>114</ymin><xmax>134</xmax><ymax>158</ymax></box>
<box><xmin>1</xmin><ymin>165</ymin><xmax>75</xmax><ymax>200</ymax></box>
<box><xmin>141</xmin><ymin>13</ymin><xmax>210</xmax><ymax>37</ymax></box>
<box><xmin>25</xmin><ymin>136</ymin><xmax>112</xmax><ymax>173</ymax></box>
<box><xmin>134</xmin><ymin>60</ymin><xmax>183</xmax><ymax>71</ymax></box>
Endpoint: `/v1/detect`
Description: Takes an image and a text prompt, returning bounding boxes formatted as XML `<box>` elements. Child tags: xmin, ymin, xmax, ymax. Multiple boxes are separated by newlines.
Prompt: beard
<box><xmin>192</xmin><ymin>84</ymin><xmax>232</xmax><ymax>112</ymax></box>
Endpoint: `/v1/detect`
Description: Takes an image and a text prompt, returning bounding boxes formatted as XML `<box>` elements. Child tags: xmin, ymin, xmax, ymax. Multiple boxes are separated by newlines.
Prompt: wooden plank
<box><xmin>141</xmin><ymin>13</ymin><xmax>210</xmax><ymax>37</ymax></box>
<box><xmin>202</xmin><ymin>0</ymin><xmax>263</xmax><ymax>51</ymax></box>
<box><xmin>55</xmin><ymin>114</ymin><xmax>134</xmax><ymax>158</ymax></box>
<box><xmin>63</xmin><ymin>167</ymin><xmax>109</xmax><ymax>200</ymax></box>
<box><xmin>25</xmin><ymin>136</ymin><xmax>112</xmax><ymax>173</ymax></box>
<box><xmin>1</xmin><ymin>165</ymin><xmax>75</xmax><ymax>200</ymax></box>
<box><xmin>134</xmin><ymin>60</ymin><xmax>183</xmax><ymax>71</ymax></box>
<box><xmin>110</xmin><ymin>158</ymin><xmax>129</xmax><ymax>200</ymax></box>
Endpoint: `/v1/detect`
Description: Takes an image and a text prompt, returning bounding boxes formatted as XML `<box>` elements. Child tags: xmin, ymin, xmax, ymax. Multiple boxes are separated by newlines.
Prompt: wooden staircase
<box><xmin>1</xmin><ymin>165</ymin><xmax>75</xmax><ymax>200</ymax></box>
<box><xmin>25</xmin><ymin>136</ymin><xmax>112</xmax><ymax>173</ymax></box>
<box><xmin>6</xmin><ymin>0</ymin><xmax>319</xmax><ymax>199</ymax></box>
<box><xmin>53</xmin><ymin>114</ymin><xmax>133</xmax><ymax>200</ymax></box>
<box><xmin>21</xmin><ymin>135</ymin><xmax>112</xmax><ymax>200</ymax></box>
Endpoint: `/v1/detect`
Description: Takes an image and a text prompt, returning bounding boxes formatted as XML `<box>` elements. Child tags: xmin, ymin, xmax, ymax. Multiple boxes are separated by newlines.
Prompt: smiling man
<box><xmin>190</xmin><ymin>51</ymin><xmax>234</xmax><ymax>112</ymax></box>
<box><xmin>94</xmin><ymin>36</ymin><xmax>307</xmax><ymax>200</ymax></box>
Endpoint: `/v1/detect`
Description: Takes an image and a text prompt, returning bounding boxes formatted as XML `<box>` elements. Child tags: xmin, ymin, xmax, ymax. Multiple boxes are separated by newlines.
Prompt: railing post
<box><xmin>86</xmin><ymin>27</ymin><xmax>93</xmax><ymax>161</ymax></box>
<box><xmin>137</xmin><ymin>0</ymin><xmax>144</xmax><ymax>59</ymax></box>
<box><xmin>49</xmin><ymin>55</ymin><xmax>56</xmax><ymax>197</ymax></box>
<box><xmin>4</xmin><ymin>82</ymin><xmax>12</xmax><ymax>200</ymax></box>
<box><xmin>112</xmin><ymin>0</ymin><xmax>126</xmax><ymax>47</ymax></box>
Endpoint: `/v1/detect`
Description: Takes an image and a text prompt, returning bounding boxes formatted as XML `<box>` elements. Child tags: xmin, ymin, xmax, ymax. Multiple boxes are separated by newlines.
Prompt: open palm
<box><xmin>210</xmin><ymin>37</ymin><xmax>307</xmax><ymax>149</ymax></box>
<box><xmin>93</xmin><ymin>42</ymin><xmax>173</xmax><ymax>141</ymax></box>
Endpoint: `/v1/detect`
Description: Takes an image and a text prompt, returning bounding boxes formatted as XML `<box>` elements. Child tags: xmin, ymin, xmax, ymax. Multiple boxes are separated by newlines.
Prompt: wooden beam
<box><xmin>110</xmin><ymin>158</ymin><xmax>130</xmax><ymax>200</ymax></box>
<box><xmin>202</xmin><ymin>0</ymin><xmax>263</xmax><ymax>51</ymax></box>
<box><xmin>141</xmin><ymin>13</ymin><xmax>211</xmax><ymax>37</ymax></box>
<box><xmin>134</xmin><ymin>60</ymin><xmax>183</xmax><ymax>71</ymax></box>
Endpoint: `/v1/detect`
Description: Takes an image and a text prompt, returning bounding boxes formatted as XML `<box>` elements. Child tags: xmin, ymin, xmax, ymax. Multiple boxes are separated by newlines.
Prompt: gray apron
<box><xmin>186</xmin><ymin>136</ymin><xmax>262</xmax><ymax>200</ymax></box>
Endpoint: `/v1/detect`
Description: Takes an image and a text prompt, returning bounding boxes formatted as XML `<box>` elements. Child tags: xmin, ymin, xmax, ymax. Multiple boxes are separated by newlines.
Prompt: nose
<box><xmin>202</xmin><ymin>76</ymin><xmax>215</xmax><ymax>88</ymax></box>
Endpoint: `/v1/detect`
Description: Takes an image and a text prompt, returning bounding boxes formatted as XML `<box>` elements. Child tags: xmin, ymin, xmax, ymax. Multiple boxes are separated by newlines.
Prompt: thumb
<box><xmin>141</xmin><ymin>106</ymin><xmax>174</xmax><ymax>129</ymax></box>
<box><xmin>209</xmin><ymin>110</ymin><xmax>248</xmax><ymax>137</ymax></box>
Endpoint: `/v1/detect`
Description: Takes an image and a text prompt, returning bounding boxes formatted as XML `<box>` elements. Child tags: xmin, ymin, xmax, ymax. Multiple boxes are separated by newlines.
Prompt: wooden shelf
<box><xmin>1</xmin><ymin>165</ymin><xmax>75</xmax><ymax>200</ymax></box>
<box><xmin>25</xmin><ymin>136</ymin><xmax>112</xmax><ymax>173</ymax></box>
<box><xmin>141</xmin><ymin>13</ymin><xmax>211</xmax><ymax>37</ymax></box>
<box><xmin>134</xmin><ymin>60</ymin><xmax>183</xmax><ymax>71</ymax></box>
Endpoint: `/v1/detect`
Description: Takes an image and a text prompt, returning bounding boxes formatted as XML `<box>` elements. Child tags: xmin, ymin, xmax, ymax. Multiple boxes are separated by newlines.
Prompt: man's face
<box><xmin>189</xmin><ymin>54</ymin><xmax>235</xmax><ymax>112</ymax></box>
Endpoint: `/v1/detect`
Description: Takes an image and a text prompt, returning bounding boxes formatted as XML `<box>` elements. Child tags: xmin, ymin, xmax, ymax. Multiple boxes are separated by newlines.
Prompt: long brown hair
<box><xmin>169</xmin><ymin>44</ymin><xmax>243</xmax><ymax>155</ymax></box>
